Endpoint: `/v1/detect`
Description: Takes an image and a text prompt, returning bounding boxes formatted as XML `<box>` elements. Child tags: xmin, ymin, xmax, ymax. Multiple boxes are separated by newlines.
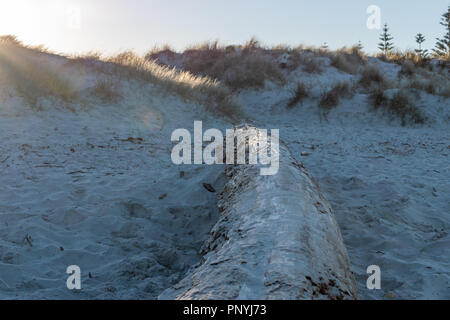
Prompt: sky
<box><xmin>0</xmin><ymin>0</ymin><xmax>448</xmax><ymax>55</ymax></box>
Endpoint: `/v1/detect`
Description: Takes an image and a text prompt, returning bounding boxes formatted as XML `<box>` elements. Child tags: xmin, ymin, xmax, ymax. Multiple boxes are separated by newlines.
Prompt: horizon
<box><xmin>0</xmin><ymin>0</ymin><xmax>449</xmax><ymax>56</ymax></box>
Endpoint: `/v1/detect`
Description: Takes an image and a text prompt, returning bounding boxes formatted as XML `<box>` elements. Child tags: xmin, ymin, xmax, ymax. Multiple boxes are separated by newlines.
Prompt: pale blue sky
<box><xmin>0</xmin><ymin>0</ymin><xmax>448</xmax><ymax>55</ymax></box>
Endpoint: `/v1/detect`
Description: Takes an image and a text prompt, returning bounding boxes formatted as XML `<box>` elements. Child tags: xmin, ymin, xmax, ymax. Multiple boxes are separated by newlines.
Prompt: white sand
<box><xmin>0</xmin><ymin>53</ymin><xmax>231</xmax><ymax>298</ymax></box>
<box><xmin>0</xmin><ymin>49</ymin><xmax>448</xmax><ymax>299</ymax></box>
<box><xmin>237</xmin><ymin>58</ymin><xmax>450</xmax><ymax>299</ymax></box>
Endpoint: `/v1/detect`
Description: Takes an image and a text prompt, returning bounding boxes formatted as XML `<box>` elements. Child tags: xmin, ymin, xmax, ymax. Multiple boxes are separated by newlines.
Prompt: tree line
<box><xmin>376</xmin><ymin>6</ymin><xmax>449</xmax><ymax>59</ymax></box>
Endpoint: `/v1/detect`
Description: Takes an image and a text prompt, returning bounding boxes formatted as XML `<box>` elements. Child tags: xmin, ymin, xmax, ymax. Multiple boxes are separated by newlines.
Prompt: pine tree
<box><xmin>433</xmin><ymin>6</ymin><xmax>450</xmax><ymax>58</ymax></box>
<box><xmin>378</xmin><ymin>23</ymin><xmax>394</xmax><ymax>55</ymax></box>
<box><xmin>357</xmin><ymin>41</ymin><xmax>364</xmax><ymax>51</ymax></box>
<box><xmin>415</xmin><ymin>33</ymin><xmax>428</xmax><ymax>58</ymax></box>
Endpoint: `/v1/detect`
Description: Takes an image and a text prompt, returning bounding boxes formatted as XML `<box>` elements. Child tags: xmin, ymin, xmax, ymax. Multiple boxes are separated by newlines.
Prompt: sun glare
<box><xmin>0</xmin><ymin>2</ymin><xmax>37</xmax><ymax>34</ymax></box>
<box><xmin>0</xmin><ymin>0</ymin><xmax>72</xmax><ymax>47</ymax></box>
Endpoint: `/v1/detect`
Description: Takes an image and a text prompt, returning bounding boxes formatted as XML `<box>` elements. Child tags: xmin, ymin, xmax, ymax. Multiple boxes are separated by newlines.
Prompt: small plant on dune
<box><xmin>330</xmin><ymin>55</ymin><xmax>354</xmax><ymax>74</ymax></box>
<box><xmin>368</xmin><ymin>88</ymin><xmax>425</xmax><ymax>124</ymax></box>
<box><xmin>406</xmin><ymin>68</ymin><xmax>450</xmax><ymax>98</ymax></box>
<box><xmin>406</xmin><ymin>78</ymin><xmax>436</xmax><ymax>95</ymax></box>
<box><xmin>388</xmin><ymin>91</ymin><xmax>426</xmax><ymax>125</ymax></box>
<box><xmin>144</xmin><ymin>44</ymin><xmax>178</xmax><ymax>67</ymax></box>
<box><xmin>317</xmin><ymin>83</ymin><xmax>346</xmax><ymax>122</ymax></box>
<box><xmin>426</xmin><ymin>82</ymin><xmax>438</xmax><ymax>95</ymax></box>
<box><xmin>0</xmin><ymin>35</ymin><xmax>22</xmax><ymax>46</ymax></box>
<box><xmin>300</xmin><ymin>56</ymin><xmax>323</xmax><ymax>74</ymax></box>
<box><xmin>243</xmin><ymin>37</ymin><xmax>261</xmax><ymax>53</ymax></box>
<box><xmin>177</xmin><ymin>42</ymin><xmax>226</xmax><ymax>76</ymax></box>
<box><xmin>145</xmin><ymin>44</ymin><xmax>176</xmax><ymax>57</ymax></box>
<box><xmin>398</xmin><ymin>60</ymin><xmax>417</xmax><ymax>78</ymax></box>
<box><xmin>359</xmin><ymin>66</ymin><xmax>385</xmax><ymax>89</ymax></box>
<box><xmin>67</xmin><ymin>51</ymin><xmax>103</xmax><ymax>67</ymax></box>
<box><xmin>368</xmin><ymin>87</ymin><xmax>388</xmax><ymax>109</ymax></box>
<box><xmin>330</xmin><ymin>46</ymin><xmax>367</xmax><ymax>74</ymax></box>
<box><xmin>228</xmin><ymin>52</ymin><xmax>286</xmax><ymax>89</ymax></box>
<box><xmin>93</xmin><ymin>77</ymin><xmax>122</xmax><ymax>103</ymax></box>
<box><xmin>333</xmin><ymin>81</ymin><xmax>355</xmax><ymax>99</ymax></box>
<box><xmin>287</xmin><ymin>81</ymin><xmax>310</xmax><ymax>108</ymax></box>
<box><xmin>438</xmin><ymin>85</ymin><xmax>450</xmax><ymax>98</ymax></box>
<box><xmin>382</xmin><ymin>50</ymin><xmax>430</xmax><ymax>69</ymax></box>
<box><xmin>271</xmin><ymin>44</ymin><xmax>293</xmax><ymax>53</ymax></box>
<box><xmin>319</xmin><ymin>90</ymin><xmax>339</xmax><ymax>110</ymax></box>
<box><xmin>317</xmin><ymin>81</ymin><xmax>355</xmax><ymax>121</ymax></box>
<box><xmin>318</xmin><ymin>82</ymin><xmax>353</xmax><ymax>110</ymax></box>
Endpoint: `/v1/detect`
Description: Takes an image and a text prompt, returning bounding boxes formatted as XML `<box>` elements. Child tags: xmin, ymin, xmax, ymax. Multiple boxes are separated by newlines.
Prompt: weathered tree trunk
<box><xmin>160</xmin><ymin>127</ymin><xmax>358</xmax><ymax>300</ymax></box>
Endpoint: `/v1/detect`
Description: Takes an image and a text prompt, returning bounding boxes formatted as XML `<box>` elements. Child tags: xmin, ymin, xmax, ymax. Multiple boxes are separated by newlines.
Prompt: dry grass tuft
<box><xmin>377</xmin><ymin>50</ymin><xmax>432</xmax><ymax>69</ymax></box>
<box><xmin>0</xmin><ymin>41</ymin><xmax>77</xmax><ymax>108</ymax></box>
<box><xmin>405</xmin><ymin>78</ymin><xmax>436</xmax><ymax>95</ymax></box>
<box><xmin>300</xmin><ymin>56</ymin><xmax>323</xmax><ymax>74</ymax></box>
<box><xmin>243</xmin><ymin>37</ymin><xmax>261</xmax><ymax>52</ymax></box>
<box><xmin>369</xmin><ymin>87</ymin><xmax>388</xmax><ymax>109</ymax></box>
<box><xmin>146</xmin><ymin>44</ymin><xmax>176</xmax><ymax>56</ymax></box>
<box><xmin>98</xmin><ymin>50</ymin><xmax>242</xmax><ymax>119</ymax></box>
<box><xmin>359</xmin><ymin>66</ymin><xmax>386</xmax><ymax>89</ymax></box>
<box><xmin>388</xmin><ymin>90</ymin><xmax>426</xmax><ymax>125</ymax></box>
<box><xmin>319</xmin><ymin>89</ymin><xmax>340</xmax><ymax>110</ymax></box>
<box><xmin>438</xmin><ymin>85</ymin><xmax>450</xmax><ymax>98</ymax></box>
<box><xmin>0</xmin><ymin>35</ymin><xmax>22</xmax><ymax>46</ymax></box>
<box><xmin>67</xmin><ymin>51</ymin><xmax>103</xmax><ymax>66</ymax></box>
<box><xmin>398</xmin><ymin>60</ymin><xmax>418</xmax><ymax>78</ymax></box>
<box><xmin>180</xmin><ymin>43</ymin><xmax>285</xmax><ymax>90</ymax></box>
<box><xmin>287</xmin><ymin>81</ymin><xmax>309</xmax><ymax>108</ymax></box>
<box><xmin>92</xmin><ymin>77</ymin><xmax>122</xmax><ymax>103</ymax></box>
<box><xmin>332</xmin><ymin>81</ymin><xmax>354</xmax><ymax>99</ymax></box>
<box><xmin>369</xmin><ymin>88</ymin><xmax>426</xmax><ymax>125</ymax></box>
<box><xmin>402</xmin><ymin>70</ymin><xmax>449</xmax><ymax>98</ymax></box>
<box><xmin>0</xmin><ymin>36</ymin><xmax>241</xmax><ymax>119</ymax></box>
<box><xmin>318</xmin><ymin>82</ymin><xmax>353</xmax><ymax>110</ymax></box>
<box><xmin>330</xmin><ymin>46</ymin><xmax>367</xmax><ymax>74</ymax></box>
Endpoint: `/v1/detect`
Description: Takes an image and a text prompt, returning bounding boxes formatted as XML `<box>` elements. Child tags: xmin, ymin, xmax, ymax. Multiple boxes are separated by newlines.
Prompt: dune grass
<box><xmin>0</xmin><ymin>37</ymin><xmax>77</xmax><ymax>108</ymax></box>
<box><xmin>319</xmin><ymin>81</ymin><xmax>354</xmax><ymax>110</ymax></box>
<box><xmin>330</xmin><ymin>46</ymin><xmax>367</xmax><ymax>74</ymax></box>
<box><xmin>0</xmin><ymin>36</ymin><xmax>242</xmax><ymax>120</ymax></box>
<box><xmin>102</xmin><ymin>50</ymin><xmax>242</xmax><ymax>119</ymax></box>
<box><xmin>92</xmin><ymin>77</ymin><xmax>122</xmax><ymax>104</ymax></box>
<box><xmin>175</xmin><ymin>40</ymin><xmax>286</xmax><ymax>90</ymax></box>
<box><xmin>359</xmin><ymin>66</ymin><xmax>386</xmax><ymax>90</ymax></box>
<box><xmin>0</xmin><ymin>35</ymin><xmax>446</xmax><ymax>123</ymax></box>
<box><xmin>287</xmin><ymin>81</ymin><xmax>310</xmax><ymax>108</ymax></box>
<box><xmin>368</xmin><ymin>87</ymin><xmax>426</xmax><ymax>125</ymax></box>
